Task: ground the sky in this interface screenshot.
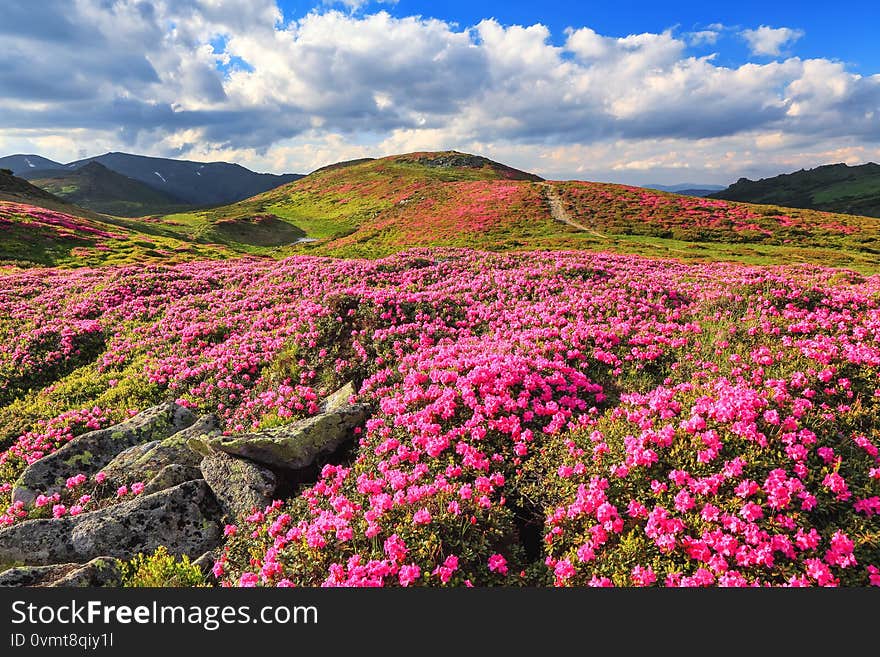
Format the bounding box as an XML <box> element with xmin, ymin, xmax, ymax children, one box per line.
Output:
<box><xmin>1</xmin><ymin>0</ymin><xmax>879</xmax><ymax>185</ymax></box>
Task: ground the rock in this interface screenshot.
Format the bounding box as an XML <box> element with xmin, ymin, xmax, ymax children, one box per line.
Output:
<box><xmin>101</xmin><ymin>414</ymin><xmax>218</xmax><ymax>485</ymax></box>
<box><xmin>52</xmin><ymin>557</ymin><xmax>122</xmax><ymax>587</ymax></box>
<box><xmin>0</xmin><ymin>480</ymin><xmax>223</xmax><ymax>566</ymax></box>
<box><xmin>13</xmin><ymin>402</ymin><xmax>197</xmax><ymax>507</ymax></box>
<box><xmin>141</xmin><ymin>464</ymin><xmax>203</xmax><ymax>495</ymax></box>
<box><xmin>0</xmin><ymin>557</ymin><xmax>122</xmax><ymax>587</ymax></box>
<box><xmin>192</xmin><ymin>550</ymin><xmax>217</xmax><ymax>578</ymax></box>
<box><xmin>0</xmin><ymin>563</ymin><xmax>79</xmax><ymax>587</ymax></box>
<box><xmin>100</xmin><ymin>441</ymin><xmax>160</xmax><ymax>481</ymax></box>
<box><xmin>201</xmin><ymin>452</ymin><xmax>277</xmax><ymax>518</ymax></box>
<box><xmin>205</xmin><ymin>402</ymin><xmax>368</xmax><ymax>470</ymax></box>
<box><xmin>321</xmin><ymin>381</ymin><xmax>357</xmax><ymax>412</ymax></box>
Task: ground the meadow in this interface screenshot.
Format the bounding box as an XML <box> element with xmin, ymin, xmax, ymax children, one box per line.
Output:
<box><xmin>1</xmin><ymin>248</ymin><xmax>877</xmax><ymax>586</ymax></box>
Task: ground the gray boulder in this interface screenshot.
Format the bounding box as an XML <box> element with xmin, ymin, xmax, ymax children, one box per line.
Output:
<box><xmin>200</xmin><ymin>452</ymin><xmax>277</xmax><ymax>518</ymax></box>
<box><xmin>201</xmin><ymin>403</ymin><xmax>368</xmax><ymax>470</ymax></box>
<box><xmin>0</xmin><ymin>480</ymin><xmax>223</xmax><ymax>566</ymax></box>
<box><xmin>141</xmin><ymin>464</ymin><xmax>203</xmax><ymax>496</ymax></box>
<box><xmin>12</xmin><ymin>402</ymin><xmax>197</xmax><ymax>507</ymax></box>
<box><xmin>0</xmin><ymin>557</ymin><xmax>122</xmax><ymax>587</ymax></box>
<box><xmin>0</xmin><ymin>563</ymin><xmax>79</xmax><ymax>587</ymax></box>
<box><xmin>101</xmin><ymin>414</ymin><xmax>218</xmax><ymax>485</ymax></box>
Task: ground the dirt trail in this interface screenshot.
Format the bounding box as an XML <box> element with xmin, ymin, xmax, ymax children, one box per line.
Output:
<box><xmin>539</xmin><ymin>183</ymin><xmax>607</xmax><ymax>238</ymax></box>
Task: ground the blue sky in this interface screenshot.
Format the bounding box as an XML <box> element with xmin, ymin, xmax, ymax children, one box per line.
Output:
<box><xmin>280</xmin><ymin>0</ymin><xmax>880</xmax><ymax>72</ymax></box>
<box><xmin>0</xmin><ymin>0</ymin><xmax>878</xmax><ymax>184</ymax></box>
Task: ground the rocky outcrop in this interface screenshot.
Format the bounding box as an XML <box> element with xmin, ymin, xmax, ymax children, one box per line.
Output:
<box><xmin>0</xmin><ymin>383</ymin><xmax>372</xmax><ymax>586</ymax></box>
<box><xmin>12</xmin><ymin>402</ymin><xmax>197</xmax><ymax>507</ymax></box>
<box><xmin>101</xmin><ymin>413</ymin><xmax>218</xmax><ymax>485</ymax></box>
<box><xmin>199</xmin><ymin>398</ymin><xmax>368</xmax><ymax>470</ymax></box>
<box><xmin>0</xmin><ymin>480</ymin><xmax>223</xmax><ymax>566</ymax></box>
<box><xmin>200</xmin><ymin>452</ymin><xmax>277</xmax><ymax>518</ymax></box>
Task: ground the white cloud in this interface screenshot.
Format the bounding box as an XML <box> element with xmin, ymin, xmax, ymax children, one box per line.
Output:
<box><xmin>323</xmin><ymin>0</ymin><xmax>399</xmax><ymax>13</ymax></box>
<box><xmin>0</xmin><ymin>3</ymin><xmax>877</xmax><ymax>185</ymax></box>
<box><xmin>689</xmin><ymin>30</ymin><xmax>720</xmax><ymax>46</ymax></box>
<box><xmin>742</xmin><ymin>25</ymin><xmax>804</xmax><ymax>57</ymax></box>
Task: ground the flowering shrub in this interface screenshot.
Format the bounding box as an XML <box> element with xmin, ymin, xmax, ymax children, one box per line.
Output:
<box><xmin>532</xmin><ymin>377</ymin><xmax>879</xmax><ymax>586</ymax></box>
<box><xmin>0</xmin><ymin>248</ymin><xmax>877</xmax><ymax>585</ymax></box>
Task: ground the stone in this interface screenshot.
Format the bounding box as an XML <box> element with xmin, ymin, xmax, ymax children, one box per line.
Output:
<box><xmin>192</xmin><ymin>550</ymin><xmax>217</xmax><ymax>578</ymax></box>
<box><xmin>321</xmin><ymin>381</ymin><xmax>357</xmax><ymax>412</ymax></box>
<box><xmin>101</xmin><ymin>414</ymin><xmax>218</xmax><ymax>485</ymax></box>
<box><xmin>0</xmin><ymin>557</ymin><xmax>122</xmax><ymax>587</ymax></box>
<box><xmin>141</xmin><ymin>464</ymin><xmax>203</xmax><ymax>495</ymax></box>
<box><xmin>0</xmin><ymin>563</ymin><xmax>79</xmax><ymax>587</ymax></box>
<box><xmin>200</xmin><ymin>452</ymin><xmax>277</xmax><ymax>518</ymax></box>
<box><xmin>53</xmin><ymin>557</ymin><xmax>122</xmax><ymax>587</ymax></box>
<box><xmin>0</xmin><ymin>480</ymin><xmax>223</xmax><ymax>566</ymax></box>
<box><xmin>205</xmin><ymin>402</ymin><xmax>368</xmax><ymax>470</ymax></box>
<box><xmin>12</xmin><ymin>402</ymin><xmax>197</xmax><ymax>507</ymax></box>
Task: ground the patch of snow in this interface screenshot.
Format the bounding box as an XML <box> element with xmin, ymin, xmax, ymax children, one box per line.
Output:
<box><xmin>195</xmin><ymin>171</ymin><xmax>201</xmax><ymax>176</ymax></box>
<box><xmin>153</xmin><ymin>171</ymin><xmax>167</xmax><ymax>183</ymax></box>
<box><xmin>294</xmin><ymin>237</ymin><xmax>317</xmax><ymax>244</ymax></box>
<box><xmin>25</xmin><ymin>158</ymin><xmax>35</xmax><ymax>168</ymax></box>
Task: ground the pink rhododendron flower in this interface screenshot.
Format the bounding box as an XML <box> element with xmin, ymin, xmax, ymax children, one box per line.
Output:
<box><xmin>488</xmin><ymin>554</ymin><xmax>508</xmax><ymax>575</ymax></box>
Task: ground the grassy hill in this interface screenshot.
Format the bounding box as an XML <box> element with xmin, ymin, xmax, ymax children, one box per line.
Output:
<box><xmin>28</xmin><ymin>162</ymin><xmax>193</xmax><ymax>217</ymax></box>
<box><xmin>166</xmin><ymin>151</ymin><xmax>879</xmax><ymax>271</ymax></box>
<box><xmin>4</xmin><ymin>151</ymin><xmax>880</xmax><ymax>272</ymax></box>
<box><xmin>710</xmin><ymin>162</ymin><xmax>880</xmax><ymax>218</ymax></box>
<box><xmin>0</xmin><ymin>169</ymin><xmax>297</xmax><ymax>267</ymax></box>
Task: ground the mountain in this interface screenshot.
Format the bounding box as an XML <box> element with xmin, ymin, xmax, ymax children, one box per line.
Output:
<box><xmin>4</xmin><ymin>150</ymin><xmax>880</xmax><ymax>271</ymax></box>
<box><xmin>644</xmin><ymin>183</ymin><xmax>725</xmax><ymax>197</ymax></box>
<box><xmin>709</xmin><ymin>163</ymin><xmax>880</xmax><ymax>217</ymax></box>
<box><xmin>27</xmin><ymin>162</ymin><xmax>192</xmax><ymax>217</ymax></box>
<box><xmin>0</xmin><ymin>154</ymin><xmax>65</xmax><ymax>175</ymax></box>
<box><xmin>160</xmin><ymin>150</ymin><xmax>879</xmax><ymax>271</ymax></box>
<box><xmin>60</xmin><ymin>152</ymin><xmax>304</xmax><ymax>207</ymax></box>
<box><xmin>4</xmin><ymin>151</ymin><xmax>305</xmax><ymax>213</ymax></box>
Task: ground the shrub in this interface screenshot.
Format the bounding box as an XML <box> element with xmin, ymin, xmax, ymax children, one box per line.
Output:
<box><xmin>120</xmin><ymin>546</ymin><xmax>207</xmax><ymax>587</ymax></box>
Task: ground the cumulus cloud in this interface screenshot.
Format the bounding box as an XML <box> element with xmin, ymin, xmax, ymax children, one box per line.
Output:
<box><xmin>0</xmin><ymin>1</ymin><xmax>877</xmax><ymax>184</ymax></box>
<box><xmin>688</xmin><ymin>30</ymin><xmax>719</xmax><ymax>46</ymax></box>
<box><xmin>742</xmin><ymin>25</ymin><xmax>805</xmax><ymax>56</ymax></box>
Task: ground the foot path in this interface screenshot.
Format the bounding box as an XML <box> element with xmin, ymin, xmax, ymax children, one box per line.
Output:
<box><xmin>540</xmin><ymin>183</ymin><xmax>608</xmax><ymax>239</ymax></box>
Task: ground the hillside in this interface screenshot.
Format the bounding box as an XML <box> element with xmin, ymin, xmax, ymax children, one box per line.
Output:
<box><xmin>0</xmin><ymin>167</ymin><xmax>308</xmax><ymax>267</ymax></box>
<box><xmin>28</xmin><ymin>162</ymin><xmax>193</xmax><ymax>217</ymax></box>
<box><xmin>710</xmin><ymin>163</ymin><xmax>880</xmax><ymax>218</ymax></box>
<box><xmin>166</xmin><ymin>151</ymin><xmax>880</xmax><ymax>271</ymax></box>
<box><xmin>4</xmin><ymin>150</ymin><xmax>880</xmax><ymax>272</ymax></box>
<box><xmin>1</xmin><ymin>151</ymin><xmax>880</xmax><ymax>590</ymax></box>
<box><xmin>62</xmin><ymin>152</ymin><xmax>304</xmax><ymax>207</ymax></box>
<box><xmin>0</xmin><ymin>167</ymin><xmax>70</xmax><ymax>207</ymax></box>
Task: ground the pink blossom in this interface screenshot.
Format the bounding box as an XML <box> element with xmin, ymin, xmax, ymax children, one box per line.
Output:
<box><xmin>488</xmin><ymin>554</ymin><xmax>508</xmax><ymax>575</ymax></box>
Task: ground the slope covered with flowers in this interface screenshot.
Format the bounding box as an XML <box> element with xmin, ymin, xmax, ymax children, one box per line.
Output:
<box><xmin>0</xmin><ymin>248</ymin><xmax>877</xmax><ymax>586</ymax></box>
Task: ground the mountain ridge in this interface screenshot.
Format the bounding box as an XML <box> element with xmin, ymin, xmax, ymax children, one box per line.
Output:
<box><xmin>709</xmin><ymin>162</ymin><xmax>880</xmax><ymax>217</ymax></box>
<box><xmin>27</xmin><ymin>161</ymin><xmax>193</xmax><ymax>217</ymax></box>
<box><xmin>3</xmin><ymin>151</ymin><xmax>305</xmax><ymax>212</ymax></box>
